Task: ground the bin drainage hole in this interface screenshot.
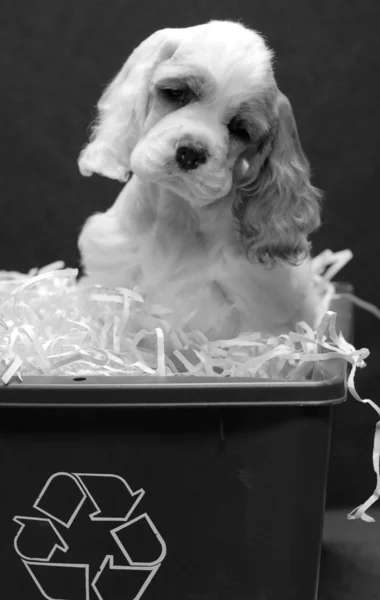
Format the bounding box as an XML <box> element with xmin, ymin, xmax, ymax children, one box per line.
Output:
<box><xmin>73</xmin><ymin>377</ymin><xmax>87</xmax><ymax>382</ymax></box>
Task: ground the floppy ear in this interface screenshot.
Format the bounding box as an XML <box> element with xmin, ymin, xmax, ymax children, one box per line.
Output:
<box><xmin>234</xmin><ymin>91</ymin><xmax>322</xmax><ymax>266</ymax></box>
<box><xmin>78</xmin><ymin>29</ymin><xmax>180</xmax><ymax>182</ymax></box>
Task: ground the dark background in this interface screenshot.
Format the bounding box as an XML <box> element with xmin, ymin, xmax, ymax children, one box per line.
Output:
<box><xmin>0</xmin><ymin>0</ymin><xmax>379</xmax><ymax>507</ymax></box>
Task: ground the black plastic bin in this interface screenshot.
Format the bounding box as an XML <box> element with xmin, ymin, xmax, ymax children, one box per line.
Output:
<box><xmin>0</xmin><ymin>291</ymin><xmax>352</xmax><ymax>600</ymax></box>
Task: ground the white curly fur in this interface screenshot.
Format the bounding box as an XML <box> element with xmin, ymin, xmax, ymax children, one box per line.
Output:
<box><xmin>78</xmin><ymin>20</ymin><xmax>324</xmax><ymax>340</ymax></box>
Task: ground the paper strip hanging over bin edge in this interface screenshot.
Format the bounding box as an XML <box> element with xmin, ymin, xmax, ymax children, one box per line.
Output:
<box><xmin>1</xmin><ymin>249</ymin><xmax>380</xmax><ymax>523</ymax></box>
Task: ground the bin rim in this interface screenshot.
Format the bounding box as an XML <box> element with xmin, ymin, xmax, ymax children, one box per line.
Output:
<box><xmin>0</xmin><ymin>367</ymin><xmax>347</xmax><ymax>408</ymax></box>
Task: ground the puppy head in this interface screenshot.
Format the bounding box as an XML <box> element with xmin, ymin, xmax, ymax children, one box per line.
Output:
<box><xmin>78</xmin><ymin>20</ymin><xmax>321</xmax><ymax>260</ymax></box>
<box><xmin>78</xmin><ymin>21</ymin><xmax>276</xmax><ymax>204</ymax></box>
<box><xmin>233</xmin><ymin>91</ymin><xmax>322</xmax><ymax>266</ymax></box>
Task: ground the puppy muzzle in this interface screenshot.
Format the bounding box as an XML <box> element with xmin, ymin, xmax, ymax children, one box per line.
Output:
<box><xmin>130</xmin><ymin>109</ymin><xmax>231</xmax><ymax>201</ymax></box>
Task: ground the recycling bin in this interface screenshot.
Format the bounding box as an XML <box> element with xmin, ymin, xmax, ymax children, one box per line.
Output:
<box><xmin>0</xmin><ymin>288</ymin><xmax>352</xmax><ymax>600</ymax></box>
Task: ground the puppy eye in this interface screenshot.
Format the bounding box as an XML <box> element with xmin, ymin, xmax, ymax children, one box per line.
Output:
<box><xmin>160</xmin><ymin>87</ymin><xmax>189</xmax><ymax>105</ymax></box>
<box><xmin>228</xmin><ymin>118</ymin><xmax>250</xmax><ymax>141</ymax></box>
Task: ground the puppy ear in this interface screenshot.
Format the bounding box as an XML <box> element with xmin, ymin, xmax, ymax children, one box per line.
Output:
<box><xmin>234</xmin><ymin>91</ymin><xmax>322</xmax><ymax>265</ymax></box>
<box><xmin>78</xmin><ymin>29</ymin><xmax>180</xmax><ymax>181</ymax></box>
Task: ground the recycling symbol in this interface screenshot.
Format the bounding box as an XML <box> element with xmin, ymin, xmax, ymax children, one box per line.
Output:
<box><xmin>13</xmin><ymin>472</ymin><xmax>167</xmax><ymax>600</ymax></box>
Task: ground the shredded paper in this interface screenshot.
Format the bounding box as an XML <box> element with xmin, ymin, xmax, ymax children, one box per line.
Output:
<box><xmin>1</xmin><ymin>250</ymin><xmax>380</xmax><ymax>522</ymax></box>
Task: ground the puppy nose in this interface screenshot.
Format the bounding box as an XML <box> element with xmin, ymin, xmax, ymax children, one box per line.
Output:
<box><xmin>175</xmin><ymin>146</ymin><xmax>207</xmax><ymax>170</ymax></box>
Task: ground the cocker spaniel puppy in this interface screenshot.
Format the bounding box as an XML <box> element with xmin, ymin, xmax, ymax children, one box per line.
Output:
<box><xmin>78</xmin><ymin>20</ymin><xmax>324</xmax><ymax>341</ymax></box>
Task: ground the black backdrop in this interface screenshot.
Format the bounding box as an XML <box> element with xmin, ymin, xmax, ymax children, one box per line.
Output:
<box><xmin>1</xmin><ymin>0</ymin><xmax>379</xmax><ymax>507</ymax></box>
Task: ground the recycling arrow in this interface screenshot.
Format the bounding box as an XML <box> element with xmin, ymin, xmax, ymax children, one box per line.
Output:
<box><xmin>73</xmin><ymin>473</ymin><xmax>145</xmax><ymax>521</ymax></box>
<box><xmin>92</xmin><ymin>555</ymin><xmax>160</xmax><ymax>600</ymax></box>
<box><xmin>111</xmin><ymin>513</ymin><xmax>167</xmax><ymax>566</ymax></box>
<box><xmin>34</xmin><ymin>473</ymin><xmax>87</xmax><ymax>528</ymax></box>
<box><xmin>23</xmin><ymin>561</ymin><xmax>90</xmax><ymax>600</ymax></box>
<box><xmin>34</xmin><ymin>472</ymin><xmax>145</xmax><ymax>527</ymax></box>
<box><xmin>14</xmin><ymin>517</ymin><xmax>68</xmax><ymax>562</ymax></box>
